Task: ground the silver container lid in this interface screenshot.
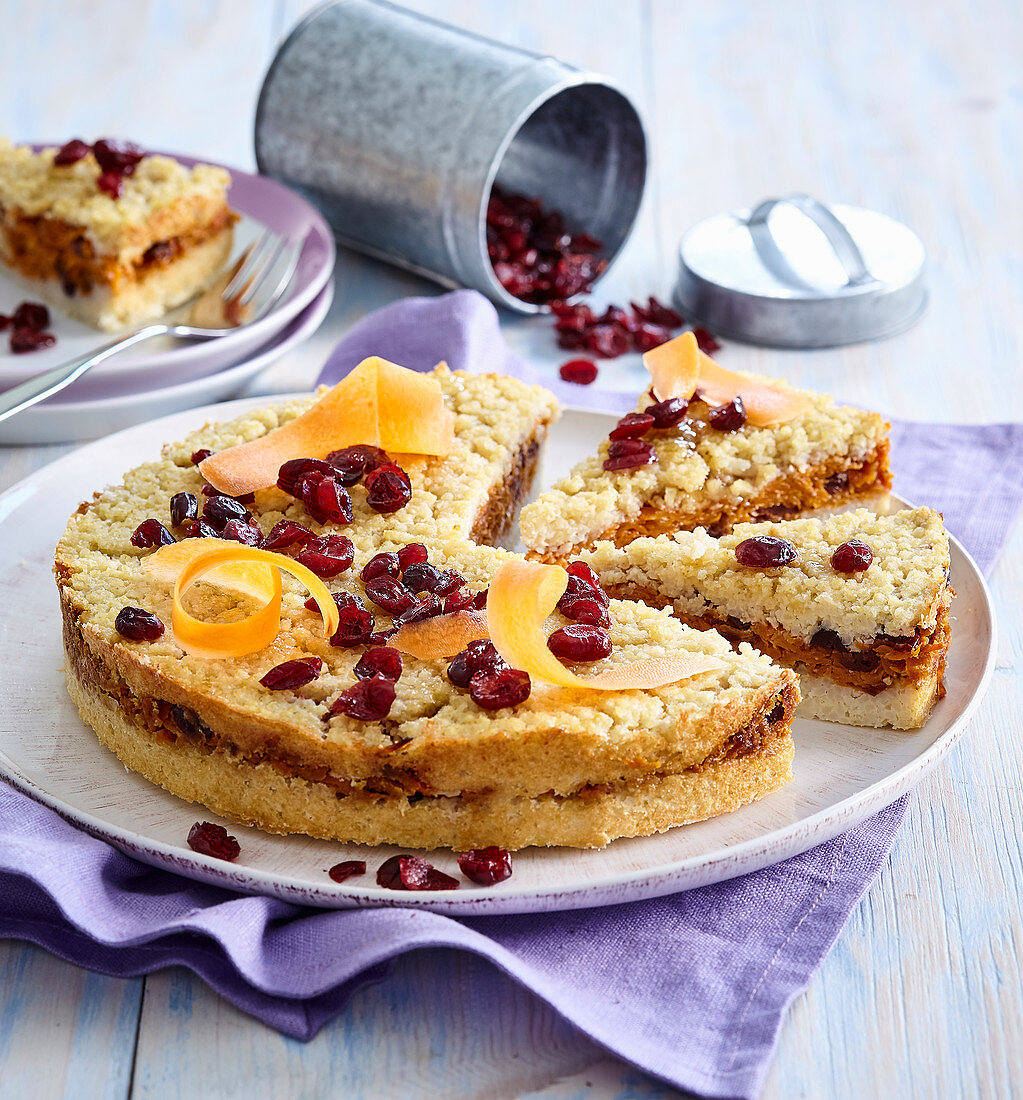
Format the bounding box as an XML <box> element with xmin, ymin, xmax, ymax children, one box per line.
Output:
<box><xmin>673</xmin><ymin>193</ymin><xmax>927</xmax><ymax>348</ymax></box>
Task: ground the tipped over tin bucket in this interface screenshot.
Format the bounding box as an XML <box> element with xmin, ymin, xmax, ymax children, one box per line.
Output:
<box><xmin>255</xmin><ymin>0</ymin><xmax>647</xmax><ymax>313</ymax></box>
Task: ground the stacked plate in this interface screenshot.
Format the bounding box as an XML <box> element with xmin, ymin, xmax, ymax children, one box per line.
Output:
<box><xmin>0</xmin><ymin>156</ymin><xmax>336</xmax><ymax>445</ymax></box>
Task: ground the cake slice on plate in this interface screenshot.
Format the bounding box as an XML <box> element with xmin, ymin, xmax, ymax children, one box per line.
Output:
<box><xmin>520</xmin><ymin>332</ymin><xmax>892</xmax><ymax>560</ymax></box>
<box><xmin>0</xmin><ymin>137</ymin><xmax>237</xmax><ymax>331</ymax></box>
<box><xmin>580</xmin><ymin>506</ymin><xmax>953</xmax><ymax>730</ymax></box>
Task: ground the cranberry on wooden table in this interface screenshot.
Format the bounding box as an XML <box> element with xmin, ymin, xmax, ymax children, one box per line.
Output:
<box><xmin>832</xmin><ymin>539</ymin><xmax>874</xmax><ymax>573</ymax></box>
<box><xmin>734</xmin><ymin>535</ymin><xmax>797</xmax><ymax>569</ymax></box>
<box><xmin>260</xmin><ymin>657</ymin><xmax>322</xmax><ymax>690</ymax></box>
<box><xmin>458</xmin><ymin>847</ymin><xmax>513</xmax><ymax>886</ymax></box>
<box><xmin>187</xmin><ymin>821</ymin><xmax>241</xmax><ymax>861</ymax></box>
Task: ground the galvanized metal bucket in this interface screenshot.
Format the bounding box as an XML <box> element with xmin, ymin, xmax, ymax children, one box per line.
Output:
<box><xmin>255</xmin><ymin>0</ymin><xmax>647</xmax><ymax>313</ymax></box>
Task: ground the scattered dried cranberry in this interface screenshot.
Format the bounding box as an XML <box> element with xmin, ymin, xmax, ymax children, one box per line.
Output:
<box><xmin>114</xmin><ymin>606</ymin><xmax>164</xmax><ymax>642</ymax></box>
<box><xmin>330</xmin><ymin>592</ymin><xmax>375</xmax><ymax>647</ymax></box>
<box><xmin>260</xmin><ymin>519</ymin><xmax>313</xmax><ymax>551</ymax></box>
<box><xmin>397</xmin><ymin>543</ymin><xmax>428</xmax><ymax>570</ymax></box>
<box><xmin>191</xmin><ymin>448</ymin><xmax>213</xmax><ymax>466</ymax></box>
<box><xmin>586</xmin><ymin>323</ymin><xmax>630</xmax><ymax>359</ymax></box>
<box><xmin>735</xmin><ymin>535</ymin><xmax>797</xmax><ymax>569</ymax></box>
<box><xmin>632</xmin><ymin>296</ymin><xmax>683</xmax><ymax>328</ymax></box>
<box><xmin>169</xmin><ymin>492</ymin><xmax>198</xmax><ymax>528</ymax></box>
<box><xmin>458</xmin><ymin>847</ymin><xmax>512</xmax><ymax>886</ymax></box>
<box><xmin>326</xmin><ymin>444</ymin><xmax>389</xmax><ymax>486</ymax></box>
<box><xmin>178</xmin><ymin>519</ymin><xmax>218</xmax><ymax>539</ymax></box>
<box><xmin>328</xmin><ymin>860</ymin><xmax>367</xmax><ymax>884</ymax></box>
<box><xmin>130</xmin><ymin>518</ymin><xmax>174</xmax><ymax>548</ymax></box>
<box><xmin>448</xmin><ymin>640</ymin><xmax>507</xmax><ymax>689</ymax></box>
<box><xmin>825</xmin><ymin>472</ymin><xmax>850</xmax><ymax>496</ymax></box>
<box><xmin>97</xmin><ymin>171</ymin><xmax>124</xmax><ymax>199</ymax></box>
<box><xmin>186</xmin><ymin>821</ymin><xmax>240</xmax><ymax>861</ymax></box>
<box><xmin>609</xmin><ymin>412</ymin><xmax>655</xmax><ymax>441</ymax></box>
<box><xmin>53</xmin><ymin>138</ymin><xmax>91</xmax><ymax>166</ymax></box>
<box><xmin>361</xmin><ymin>552</ymin><xmax>400</xmax><ymax>582</ymax></box>
<box><xmin>330</xmin><ymin>674</ymin><xmax>396</xmax><ymax>721</ymax></box>
<box><xmin>296</xmin><ymin>533</ymin><xmax>354</xmax><ymax>578</ymax></box>
<box><xmin>260</xmin><ymin>656</ymin><xmax>322</xmax><ymax>690</ymax></box>
<box><xmin>364</xmin><ymin>575</ymin><xmax>415</xmax><ymax>616</ymax></box>
<box><xmin>559</xmin><ymin>358</ymin><xmax>598</xmax><ymax>385</ymax></box>
<box><xmin>220</xmin><ymin>518</ymin><xmax>262</xmax><ymax>545</ymax></box>
<box><xmin>306</xmin><ymin>475</ymin><xmax>353</xmax><ymax>525</ymax></box>
<box><xmin>832</xmin><ymin>539</ymin><xmax>873</xmax><ymax>573</ymax></box>
<box><xmin>644</xmin><ymin>397</ymin><xmax>689</xmax><ymax>430</ymax></box>
<box><xmin>376</xmin><ymin>855</ymin><xmax>406</xmax><ymax>889</ymax></box>
<box><xmin>364</xmin><ymin>463</ymin><xmax>412</xmax><ymax>514</ymax></box>
<box><xmin>692</xmin><ymin>327</ymin><xmax>721</xmax><ymax>353</ymax></box>
<box><xmin>202</xmin><ymin>493</ymin><xmax>251</xmax><ymax>530</ymax></box>
<box><xmin>603</xmin><ymin>439</ymin><xmax>657</xmax><ymax>472</ymax></box>
<box><xmin>12</xmin><ymin>301</ymin><xmax>49</xmax><ymax>332</ymax></box>
<box><xmin>393</xmin><ymin>593</ymin><xmax>444</xmax><ymax>625</ymax></box>
<box><xmin>277</xmin><ymin>457</ymin><xmax>332</xmax><ymax>497</ymax></box>
<box><xmin>708</xmin><ymin>396</ymin><xmax>747</xmax><ymax>432</ymax></box>
<box><xmin>632</xmin><ymin>321</ymin><xmax>672</xmax><ymax>352</ymax></box>
<box><xmin>469</xmin><ymin>667</ymin><xmax>531</xmax><ymax>710</ymax></box>
<box><xmin>398</xmin><ymin>855</ymin><xmax>459</xmax><ymax>891</ymax></box>
<box><xmin>9</xmin><ymin>328</ymin><xmax>55</xmax><ymax>354</ymax></box>
<box><xmin>355</xmin><ymin>647</ymin><xmax>403</xmax><ymax>681</ymax></box>
<box><xmin>547</xmin><ymin>624</ymin><xmax>613</xmax><ymax>663</ymax></box>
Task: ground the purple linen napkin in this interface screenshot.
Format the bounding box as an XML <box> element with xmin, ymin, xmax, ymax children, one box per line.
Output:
<box><xmin>1</xmin><ymin>291</ymin><xmax>1021</xmax><ymax>1099</ymax></box>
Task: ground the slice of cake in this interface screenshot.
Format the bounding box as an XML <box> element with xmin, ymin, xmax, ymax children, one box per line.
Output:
<box><xmin>580</xmin><ymin>507</ymin><xmax>953</xmax><ymax>730</ymax></box>
<box><xmin>0</xmin><ymin>138</ymin><xmax>237</xmax><ymax>331</ymax></box>
<box><xmin>520</xmin><ymin>332</ymin><xmax>891</xmax><ymax>560</ymax></box>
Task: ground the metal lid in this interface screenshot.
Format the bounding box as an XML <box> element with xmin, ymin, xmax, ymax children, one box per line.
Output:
<box><xmin>674</xmin><ymin>193</ymin><xmax>927</xmax><ymax>348</ymax></box>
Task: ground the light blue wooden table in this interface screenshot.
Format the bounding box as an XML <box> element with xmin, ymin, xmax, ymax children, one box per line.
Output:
<box><xmin>1</xmin><ymin>1</ymin><xmax>1021</xmax><ymax>1096</ymax></box>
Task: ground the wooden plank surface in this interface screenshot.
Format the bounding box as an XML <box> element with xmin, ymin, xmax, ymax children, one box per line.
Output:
<box><xmin>1</xmin><ymin>1</ymin><xmax>1021</xmax><ymax>1097</ymax></box>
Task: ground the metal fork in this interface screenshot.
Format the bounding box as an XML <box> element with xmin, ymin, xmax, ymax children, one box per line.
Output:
<box><xmin>0</xmin><ymin>228</ymin><xmax>302</xmax><ymax>425</ymax></box>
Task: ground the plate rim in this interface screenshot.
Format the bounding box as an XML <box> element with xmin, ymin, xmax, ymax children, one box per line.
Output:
<box><xmin>0</xmin><ymin>398</ymin><xmax>997</xmax><ymax>914</ymax></box>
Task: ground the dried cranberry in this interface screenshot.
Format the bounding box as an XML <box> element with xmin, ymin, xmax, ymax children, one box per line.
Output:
<box><xmin>565</xmin><ymin>560</ymin><xmax>601</xmax><ymax>590</ymax></box>
<box><xmin>330</xmin><ymin>674</ymin><xmax>395</xmax><ymax>721</ymax></box>
<box><xmin>96</xmin><ymin>171</ymin><xmax>124</xmax><ymax>199</ymax></box>
<box><xmin>825</xmin><ymin>472</ymin><xmax>850</xmax><ymax>496</ymax></box>
<box><xmin>92</xmin><ymin>138</ymin><xmax>145</xmax><ymax>175</ymax></box>
<box><xmin>632</xmin><ymin>322</ymin><xmax>671</xmax><ymax>352</ymax></box>
<box><xmin>9</xmin><ymin>329</ymin><xmax>55</xmax><ymax>353</ymax></box>
<box><xmin>811</xmin><ymin>628</ymin><xmax>848</xmax><ymax>652</ymax></box>
<box><xmin>169</xmin><ymin>492</ymin><xmax>198</xmax><ymax>527</ymax></box>
<box><xmin>330</xmin><ymin>592</ymin><xmax>375</xmax><ymax>647</ymax></box>
<box><xmin>260</xmin><ymin>656</ymin><xmax>322</xmax><ymax>690</ymax></box>
<box><xmin>191</xmin><ymin>448</ymin><xmax>213</xmax><ymax>465</ymax></box>
<box><xmin>598</xmin><ymin>305</ymin><xmax>633</xmax><ymax>331</ymax></box>
<box><xmin>443</xmin><ymin>588</ymin><xmax>476</xmax><ymax>613</ymax></box>
<box><xmin>361</xmin><ymin>552</ymin><xmax>400</xmax><ymax>582</ymax></box>
<box><xmin>277</xmin><ymin>457</ymin><xmax>332</xmax><ymax>497</ymax></box>
<box><xmin>376</xmin><ymin>855</ymin><xmax>406</xmax><ymax>889</ymax></box>
<box><xmin>202</xmin><ymin>493</ymin><xmax>250</xmax><ymax>530</ymax></box>
<box><xmin>692</xmin><ymin>327</ymin><xmax>721</xmax><ymax>353</ymax></box>
<box><xmin>832</xmin><ymin>539</ymin><xmax>873</xmax><ymax>573</ymax></box>
<box><xmin>402</xmin><ymin>562</ymin><xmax>463</xmax><ymax>596</ymax></box>
<box><xmin>458</xmin><ymin>847</ymin><xmax>512</xmax><ymax>886</ymax></box>
<box><xmin>557</xmin><ymin>329</ymin><xmax>589</xmax><ymax>351</ymax></box>
<box><xmin>0</xmin><ymin>314</ymin><xmax>9</xmax><ymax>331</ymax></box>
<box><xmin>364</xmin><ymin>575</ymin><xmax>415</xmax><ymax>616</ymax></box>
<box><xmin>609</xmin><ymin>412</ymin><xmax>655</xmax><ymax>441</ymax></box>
<box><xmin>841</xmin><ymin>650</ymin><xmax>881</xmax><ymax>673</ymax></box>
<box><xmin>296</xmin><ymin>533</ymin><xmax>355</xmax><ymax>578</ymax></box>
<box><xmin>558</xmin><ymin>594</ymin><xmax>610</xmax><ymax>627</ymax></box>
<box><xmin>735</xmin><ymin>535</ymin><xmax>797</xmax><ymax>569</ymax></box>
<box><xmin>603</xmin><ymin>439</ymin><xmax>657</xmax><ymax>472</ymax></box>
<box><xmin>586</xmin><ymin>323</ymin><xmax>630</xmax><ymax>359</ymax></box>
<box><xmin>12</xmin><ymin>301</ymin><xmax>49</xmax><ymax>332</ymax></box>
<box><xmin>326</xmin><ymin>444</ymin><xmax>389</xmax><ymax>486</ymax></box>
<box><xmin>186</xmin><ymin>821</ymin><xmax>240</xmax><ymax>861</ymax></box>
<box><xmin>399</xmin><ymin>855</ymin><xmax>459</xmax><ymax>891</ymax></box>
<box><xmin>559</xmin><ymin>359</ymin><xmax>598</xmax><ymax>385</ymax></box>
<box><xmin>260</xmin><ymin>519</ymin><xmax>314</xmax><ymax>552</ymax></box>
<box><xmin>220</xmin><ymin>518</ymin><xmax>262</xmax><ymax>546</ymax></box>
<box><xmin>178</xmin><ymin>519</ymin><xmax>218</xmax><ymax>539</ymax></box>
<box><xmin>472</xmin><ymin>588</ymin><xmax>489</xmax><ymax>610</ymax></box>
<box><xmin>53</xmin><ymin>138</ymin><xmax>91</xmax><ymax>166</ymax></box>
<box><xmin>355</xmin><ymin>647</ymin><xmax>403</xmax><ymax>681</ymax></box>
<box><xmin>306</xmin><ymin>476</ymin><xmax>353</xmax><ymax>525</ymax></box>
<box><xmin>633</xmin><ymin>296</ymin><xmax>683</xmax><ymax>328</ymax></box>
<box><xmin>114</xmin><ymin>607</ymin><xmax>164</xmax><ymax>642</ymax></box>
<box><xmin>393</xmin><ymin>593</ymin><xmax>444</xmax><ymax>625</ymax></box>
<box><xmin>130</xmin><ymin>518</ymin><xmax>174</xmax><ymax>548</ymax></box>
<box><xmin>708</xmin><ymin>396</ymin><xmax>747</xmax><ymax>432</ymax></box>
<box><xmin>397</xmin><ymin>543</ymin><xmax>429</xmax><ymax>570</ymax></box>
<box><xmin>469</xmin><ymin>667</ymin><xmax>530</xmax><ymax>710</ymax></box>
<box><xmin>547</xmin><ymin>624</ymin><xmax>612</xmax><ymax>662</ymax></box>
<box><xmin>328</xmin><ymin>860</ymin><xmax>366</xmax><ymax>884</ymax></box>
<box><xmin>644</xmin><ymin>397</ymin><xmax>689</xmax><ymax>429</ymax></box>
<box><xmin>448</xmin><ymin>640</ymin><xmax>507</xmax><ymax>689</ymax></box>
<box><xmin>364</xmin><ymin>463</ymin><xmax>412</xmax><ymax>514</ymax></box>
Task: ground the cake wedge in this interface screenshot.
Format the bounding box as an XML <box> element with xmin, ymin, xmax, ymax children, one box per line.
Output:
<box><xmin>580</xmin><ymin>507</ymin><xmax>953</xmax><ymax>730</ymax></box>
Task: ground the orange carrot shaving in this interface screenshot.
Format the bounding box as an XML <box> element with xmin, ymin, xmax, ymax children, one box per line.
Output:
<box><xmin>142</xmin><ymin>539</ymin><xmax>339</xmax><ymax>659</ymax></box>
<box><xmin>486</xmin><ymin>560</ymin><xmax>723</xmax><ymax>690</ymax></box>
<box><xmin>199</xmin><ymin>356</ymin><xmax>456</xmax><ymax>496</ymax></box>
<box><xmin>390</xmin><ymin>611</ymin><xmax>490</xmax><ymax>659</ymax></box>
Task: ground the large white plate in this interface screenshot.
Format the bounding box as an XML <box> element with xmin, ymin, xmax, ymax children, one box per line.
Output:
<box><xmin>0</xmin><ymin>402</ymin><xmax>995</xmax><ymax>915</ymax></box>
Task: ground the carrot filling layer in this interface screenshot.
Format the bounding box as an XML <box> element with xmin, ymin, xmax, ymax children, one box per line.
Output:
<box><xmin>0</xmin><ymin>204</ymin><xmax>236</xmax><ymax>294</ymax></box>
<box><xmin>605</xmin><ymin>584</ymin><xmax>952</xmax><ymax>696</ymax></box>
